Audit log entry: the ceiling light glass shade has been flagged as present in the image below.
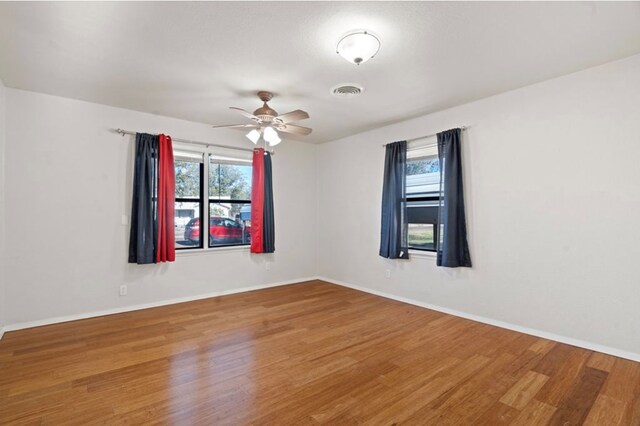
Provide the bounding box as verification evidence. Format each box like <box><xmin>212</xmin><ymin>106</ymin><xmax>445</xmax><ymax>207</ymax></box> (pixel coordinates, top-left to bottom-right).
<box><xmin>268</xmin><ymin>133</ymin><xmax>282</xmax><ymax>146</ymax></box>
<box><xmin>263</xmin><ymin>126</ymin><xmax>281</xmax><ymax>146</ymax></box>
<box><xmin>336</xmin><ymin>31</ymin><xmax>380</xmax><ymax>65</ymax></box>
<box><xmin>246</xmin><ymin>129</ymin><xmax>261</xmax><ymax>144</ymax></box>
<box><xmin>263</xmin><ymin>126</ymin><xmax>277</xmax><ymax>139</ymax></box>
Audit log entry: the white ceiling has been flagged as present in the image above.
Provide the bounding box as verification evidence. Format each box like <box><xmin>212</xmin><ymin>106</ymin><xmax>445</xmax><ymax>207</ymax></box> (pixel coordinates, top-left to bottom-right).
<box><xmin>1</xmin><ymin>2</ymin><xmax>639</xmax><ymax>144</ymax></box>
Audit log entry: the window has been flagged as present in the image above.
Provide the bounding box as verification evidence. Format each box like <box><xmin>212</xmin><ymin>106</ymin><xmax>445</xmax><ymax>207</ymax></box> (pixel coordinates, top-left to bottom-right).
<box><xmin>174</xmin><ymin>146</ymin><xmax>252</xmax><ymax>250</ymax></box>
<box><xmin>406</xmin><ymin>142</ymin><xmax>440</xmax><ymax>252</ymax></box>
<box><xmin>175</xmin><ymin>150</ymin><xmax>204</xmax><ymax>249</ymax></box>
<box><xmin>208</xmin><ymin>156</ymin><xmax>252</xmax><ymax>247</ymax></box>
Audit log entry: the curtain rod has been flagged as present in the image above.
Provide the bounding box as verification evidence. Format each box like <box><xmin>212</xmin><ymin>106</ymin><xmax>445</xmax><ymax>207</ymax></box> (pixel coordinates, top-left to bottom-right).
<box><xmin>381</xmin><ymin>126</ymin><xmax>468</xmax><ymax>147</ymax></box>
<box><xmin>113</xmin><ymin>128</ymin><xmax>274</xmax><ymax>154</ymax></box>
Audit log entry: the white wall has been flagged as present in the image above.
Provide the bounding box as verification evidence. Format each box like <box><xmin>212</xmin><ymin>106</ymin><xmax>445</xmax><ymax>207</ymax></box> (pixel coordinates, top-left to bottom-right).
<box><xmin>4</xmin><ymin>53</ymin><xmax>640</xmax><ymax>361</ymax></box>
<box><xmin>3</xmin><ymin>89</ymin><xmax>318</xmax><ymax>327</ymax></box>
<box><xmin>0</xmin><ymin>78</ymin><xmax>6</xmax><ymax>335</ymax></box>
<box><xmin>317</xmin><ymin>53</ymin><xmax>640</xmax><ymax>358</ymax></box>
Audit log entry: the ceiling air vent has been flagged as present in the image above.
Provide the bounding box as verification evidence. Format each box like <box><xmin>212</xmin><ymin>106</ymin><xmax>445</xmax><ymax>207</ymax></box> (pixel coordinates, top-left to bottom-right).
<box><xmin>331</xmin><ymin>84</ymin><xmax>364</xmax><ymax>97</ymax></box>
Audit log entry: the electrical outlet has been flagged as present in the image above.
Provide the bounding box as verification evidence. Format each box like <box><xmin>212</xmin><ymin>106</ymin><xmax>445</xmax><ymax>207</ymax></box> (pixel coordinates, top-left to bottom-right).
<box><xmin>265</xmin><ymin>262</ymin><xmax>271</xmax><ymax>271</ymax></box>
<box><xmin>385</xmin><ymin>269</ymin><xmax>391</xmax><ymax>278</ymax></box>
<box><xmin>119</xmin><ymin>285</ymin><xmax>128</xmax><ymax>296</ymax></box>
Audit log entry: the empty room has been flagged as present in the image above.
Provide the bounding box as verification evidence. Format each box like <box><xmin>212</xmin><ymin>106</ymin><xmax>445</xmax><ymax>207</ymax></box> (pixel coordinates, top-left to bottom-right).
<box><xmin>1</xmin><ymin>1</ymin><xmax>640</xmax><ymax>424</ymax></box>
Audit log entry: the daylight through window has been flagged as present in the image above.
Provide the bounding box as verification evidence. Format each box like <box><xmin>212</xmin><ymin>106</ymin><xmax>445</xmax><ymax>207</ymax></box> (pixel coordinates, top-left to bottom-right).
<box><xmin>406</xmin><ymin>141</ymin><xmax>440</xmax><ymax>252</ymax></box>
<box><xmin>174</xmin><ymin>147</ymin><xmax>253</xmax><ymax>250</ymax></box>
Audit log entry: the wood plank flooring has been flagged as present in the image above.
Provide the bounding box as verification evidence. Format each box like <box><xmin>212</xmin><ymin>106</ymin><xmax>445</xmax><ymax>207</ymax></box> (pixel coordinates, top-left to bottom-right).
<box><xmin>1</xmin><ymin>280</ymin><xmax>639</xmax><ymax>425</ymax></box>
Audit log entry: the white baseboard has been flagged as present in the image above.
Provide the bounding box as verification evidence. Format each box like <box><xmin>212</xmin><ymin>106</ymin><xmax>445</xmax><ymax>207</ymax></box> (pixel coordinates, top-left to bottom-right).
<box><xmin>0</xmin><ymin>325</ymin><xmax>4</xmax><ymax>341</ymax></box>
<box><xmin>318</xmin><ymin>276</ymin><xmax>640</xmax><ymax>363</ymax></box>
<box><xmin>4</xmin><ymin>277</ymin><xmax>318</xmax><ymax>333</ymax></box>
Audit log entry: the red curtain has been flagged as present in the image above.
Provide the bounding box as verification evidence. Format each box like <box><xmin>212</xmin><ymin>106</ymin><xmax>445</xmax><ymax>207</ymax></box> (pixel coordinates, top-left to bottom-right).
<box><xmin>156</xmin><ymin>134</ymin><xmax>175</xmax><ymax>262</ymax></box>
<box><xmin>251</xmin><ymin>148</ymin><xmax>265</xmax><ymax>253</ymax></box>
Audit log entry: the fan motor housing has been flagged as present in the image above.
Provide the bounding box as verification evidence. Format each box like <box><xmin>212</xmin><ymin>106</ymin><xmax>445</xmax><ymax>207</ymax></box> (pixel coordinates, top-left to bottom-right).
<box><xmin>254</xmin><ymin>91</ymin><xmax>277</xmax><ymax>120</ymax></box>
<box><xmin>254</xmin><ymin>104</ymin><xmax>278</xmax><ymax>120</ymax></box>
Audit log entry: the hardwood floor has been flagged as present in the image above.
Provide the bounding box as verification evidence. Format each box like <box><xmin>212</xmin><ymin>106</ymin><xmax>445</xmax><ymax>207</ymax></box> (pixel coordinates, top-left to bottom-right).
<box><xmin>1</xmin><ymin>280</ymin><xmax>639</xmax><ymax>425</ymax></box>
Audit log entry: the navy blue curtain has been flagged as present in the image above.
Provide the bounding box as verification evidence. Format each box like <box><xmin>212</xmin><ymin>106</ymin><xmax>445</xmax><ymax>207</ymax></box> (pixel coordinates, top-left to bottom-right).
<box><xmin>436</xmin><ymin>129</ymin><xmax>472</xmax><ymax>267</ymax></box>
<box><xmin>262</xmin><ymin>152</ymin><xmax>275</xmax><ymax>253</ymax></box>
<box><xmin>128</xmin><ymin>133</ymin><xmax>159</xmax><ymax>264</ymax></box>
<box><xmin>379</xmin><ymin>141</ymin><xmax>409</xmax><ymax>259</ymax></box>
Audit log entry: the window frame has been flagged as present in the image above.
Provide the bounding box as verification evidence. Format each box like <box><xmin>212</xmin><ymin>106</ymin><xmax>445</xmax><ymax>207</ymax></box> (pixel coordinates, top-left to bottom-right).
<box><xmin>175</xmin><ymin>161</ymin><xmax>205</xmax><ymax>250</ymax></box>
<box><xmin>173</xmin><ymin>144</ymin><xmax>252</xmax><ymax>252</ymax></box>
<box><xmin>406</xmin><ymin>141</ymin><xmax>440</xmax><ymax>253</ymax></box>
<box><xmin>207</xmin><ymin>156</ymin><xmax>252</xmax><ymax>249</ymax></box>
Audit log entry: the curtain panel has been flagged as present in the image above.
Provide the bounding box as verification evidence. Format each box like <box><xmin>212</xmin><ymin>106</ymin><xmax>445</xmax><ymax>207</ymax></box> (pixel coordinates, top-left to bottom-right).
<box><xmin>128</xmin><ymin>133</ymin><xmax>158</xmax><ymax>264</ymax></box>
<box><xmin>251</xmin><ymin>148</ymin><xmax>275</xmax><ymax>254</ymax></box>
<box><xmin>128</xmin><ymin>132</ymin><xmax>175</xmax><ymax>264</ymax></box>
<box><xmin>436</xmin><ymin>128</ymin><xmax>472</xmax><ymax>267</ymax></box>
<box><xmin>379</xmin><ymin>140</ymin><xmax>409</xmax><ymax>259</ymax></box>
<box><xmin>262</xmin><ymin>152</ymin><xmax>275</xmax><ymax>253</ymax></box>
<box><xmin>156</xmin><ymin>134</ymin><xmax>176</xmax><ymax>262</ymax></box>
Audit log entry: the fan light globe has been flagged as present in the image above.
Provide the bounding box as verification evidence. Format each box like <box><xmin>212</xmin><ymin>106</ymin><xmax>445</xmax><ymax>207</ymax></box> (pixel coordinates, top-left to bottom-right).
<box><xmin>263</xmin><ymin>126</ymin><xmax>281</xmax><ymax>146</ymax></box>
<box><xmin>247</xmin><ymin>126</ymin><xmax>282</xmax><ymax>146</ymax></box>
<box><xmin>336</xmin><ymin>31</ymin><xmax>380</xmax><ymax>65</ymax></box>
<box><xmin>246</xmin><ymin>129</ymin><xmax>261</xmax><ymax>144</ymax></box>
<box><xmin>269</xmin><ymin>134</ymin><xmax>282</xmax><ymax>146</ymax></box>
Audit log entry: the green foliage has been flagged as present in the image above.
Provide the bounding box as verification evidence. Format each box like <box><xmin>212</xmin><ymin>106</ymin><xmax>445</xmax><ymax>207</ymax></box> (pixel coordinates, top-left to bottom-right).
<box><xmin>408</xmin><ymin>230</ymin><xmax>434</xmax><ymax>245</ymax></box>
<box><xmin>210</xmin><ymin>204</ymin><xmax>226</xmax><ymax>217</ymax></box>
<box><xmin>175</xmin><ymin>161</ymin><xmax>251</xmax><ymax>220</ymax></box>
<box><xmin>175</xmin><ymin>161</ymin><xmax>200</xmax><ymax>198</ymax></box>
<box><xmin>209</xmin><ymin>164</ymin><xmax>251</xmax><ymax>200</ymax></box>
<box><xmin>209</xmin><ymin>163</ymin><xmax>251</xmax><ymax>219</ymax></box>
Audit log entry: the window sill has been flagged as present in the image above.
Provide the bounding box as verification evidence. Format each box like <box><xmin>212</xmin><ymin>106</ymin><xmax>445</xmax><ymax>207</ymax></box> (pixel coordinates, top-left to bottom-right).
<box><xmin>176</xmin><ymin>245</ymin><xmax>250</xmax><ymax>256</ymax></box>
<box><xmin>409</xmin><ymin>249</ymin><xmax>437</xmax><ymax>259</ymax></box>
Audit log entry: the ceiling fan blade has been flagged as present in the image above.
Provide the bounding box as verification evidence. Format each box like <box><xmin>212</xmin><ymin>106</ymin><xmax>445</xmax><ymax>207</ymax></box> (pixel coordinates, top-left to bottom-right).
<box><xmin>278</xmin><ymin>124</ymin><xmax>312</xmax><ymax>135</ymax></box>
<box><xmin>211</xmin><ymin>124</ymin><xmax>260</xmax><ymax>129</ymax></box>
<box><xmin>273</xmin><ymin>109</ymin><xmax>309</xmax><ymax>124</ymax></box>
<box><xmin>229</xmin><ymin>107</ymin><xmax>261</xmax><ymax>122</ymax></box>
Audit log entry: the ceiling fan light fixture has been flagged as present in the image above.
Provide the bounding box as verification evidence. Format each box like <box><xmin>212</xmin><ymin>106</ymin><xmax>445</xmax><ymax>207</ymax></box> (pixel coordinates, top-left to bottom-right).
<box><xmin>336</xmin><ymin>30</ymin><xmax>380</xmax><ymax>65</ymax></box>
<box><xmin>268</xmin><ymin>135</ymin><xmax>282</xmax><ymax>147</ymax></box>
<box><xmin>213</xmin><ymin>91</ymin><xmax>311</xmax><ymax>146</ymax></box>
<box><xmin>246</xmin><ymin>129</ymin><xmax>261</xmax><ymax>144</ymax></box>
<box><xmin>263</xmin><ymin>126</ymin><xmax>281</xmax><ymax>146</ymax></box>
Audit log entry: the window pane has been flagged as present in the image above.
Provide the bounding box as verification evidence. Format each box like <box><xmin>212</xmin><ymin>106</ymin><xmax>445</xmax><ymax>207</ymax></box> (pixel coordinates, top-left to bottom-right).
<box><xmin>209</xmin><ymin>202</ymin><xmax>251</xmax><ymax>246</ymax></box>
<box><xmin>407</xmin><ymin>157</ymin><xmax>439</xmax><ymax>175</ymax></box>
<box><xmin>175</xmin><ymin>160</ymin><xmax>201</xmax><ymax>199</ymax></box>
<box><xmin>175</xmin><ymin>201</ymin><xmax>201</xmax><ymax>248</ymax></box>
<box><xmin>408</xmin><ymin>223</ymin><xmax>435</xmax><ymax>250</ymax></box>
<box><xmin>407</xmin><ymin>155</ymin><xmax>440</xmax><ymax>197</ymax></box>
<box><xmin>209</xmin><ymin>157</ymin><xmax>252</xmax><ymax>200</ymax></box>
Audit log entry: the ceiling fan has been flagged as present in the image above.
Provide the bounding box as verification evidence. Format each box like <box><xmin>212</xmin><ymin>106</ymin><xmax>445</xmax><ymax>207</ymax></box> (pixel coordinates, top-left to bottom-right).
<box><xmin>212</xmin><ymin>91</ymin><xmax>312</xmax><ymax>147</ymax></box>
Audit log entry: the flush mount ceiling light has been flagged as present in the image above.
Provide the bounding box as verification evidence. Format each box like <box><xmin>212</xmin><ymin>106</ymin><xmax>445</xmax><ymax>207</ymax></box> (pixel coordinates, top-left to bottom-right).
<box><xmin>336</xmin><ymin>30</ymin><xmax>380</xmax><ymax>65</ymax></box>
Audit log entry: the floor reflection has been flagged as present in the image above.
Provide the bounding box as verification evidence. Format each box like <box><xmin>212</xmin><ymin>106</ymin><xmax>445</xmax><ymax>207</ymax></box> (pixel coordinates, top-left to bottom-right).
<box><xmin>168</xmin><ymin>330</ymin><xmax>255</xmax><ymax>423</ymax></box>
